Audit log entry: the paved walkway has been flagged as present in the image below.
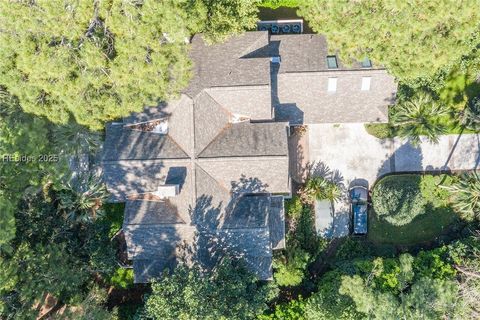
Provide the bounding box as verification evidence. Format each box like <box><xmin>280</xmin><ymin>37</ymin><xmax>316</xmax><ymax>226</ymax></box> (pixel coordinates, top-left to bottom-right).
<box><xmin>307</xmin><ymin>123</ymin><xmax>480</xmax><ymax>238</ymax></box>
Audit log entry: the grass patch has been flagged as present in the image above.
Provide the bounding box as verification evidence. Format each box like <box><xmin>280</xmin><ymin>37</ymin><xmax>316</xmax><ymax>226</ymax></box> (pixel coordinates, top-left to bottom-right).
<box><xmin>368</xmin><ymin>174</ymin><xmax>459</xmax><ymax>246</ymax></box>
<box><xmin>258</xmin><ymin>0</ymin><xmax>299</xmax><ymax>9</ymax></box>
<box><xmin>102</xmin><ymin>202</ymin><xmax>125</xmax><ymax>238</ymax></box>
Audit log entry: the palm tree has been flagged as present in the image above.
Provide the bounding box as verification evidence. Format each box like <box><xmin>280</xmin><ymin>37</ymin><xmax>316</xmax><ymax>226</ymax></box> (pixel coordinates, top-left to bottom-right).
<box><xmin>300</xmin><ymin>176</ymin><xmax>342</xmax><ymax>204</ymax></box>
<box><xmin>51</xmin><ymin>122</ymin><xmax>102</xmax><ymax>158</ymax></box>
<box><xmin>461</xmin><ymin>96</ymin><xmax>480</xmax><ymax>130</ymax></box>
<box><xmin>391</xmin><ymin>93</ymin><xmax>449</xmax><ymax>145</ymax></box>
<box><xmin>442</xmin><ymin>171</ymin><xmax>480</xmax><ymax>221</ymax></box>
<box><xmin>57</xmin><ymin>172</ymin><xmax>108</xmax><ymax>224</ymax></box>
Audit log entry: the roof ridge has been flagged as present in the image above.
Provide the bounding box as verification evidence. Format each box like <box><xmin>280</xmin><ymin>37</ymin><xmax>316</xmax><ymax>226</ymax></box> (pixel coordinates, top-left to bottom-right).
<box><xmin>165</xmin><ymin>134</ymin><xmax>190</xmax><ymax>159</ymax></box>
<box><xmin>194</xmin><ymin>90</ymin><xmax>233</xmax><ymax>157</ymax></box>
<box><xmin>196</xmin><ymin>122</ymin><xmax>233</xmax><ymax>158</ymax></box>
<box><xmin>202</xmin><ymin>90</ymin><xmax>233</xmax><ymax>118</ymax></box>
<box><xmin>239</xmin><ymin>31</ymin><xmax>268</xmax><ymax>58</ymax></box>
<box><xmin>194</xmin><ymin>163</ymin><xmax>230</xmax><ymax>195</ymax></box>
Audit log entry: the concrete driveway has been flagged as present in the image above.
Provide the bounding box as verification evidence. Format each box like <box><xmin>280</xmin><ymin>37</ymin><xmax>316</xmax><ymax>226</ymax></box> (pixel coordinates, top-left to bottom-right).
<box><xmin>308</xmin><ymin>123</ymin><xmax>480</xmax><ymax>238</ymax></box>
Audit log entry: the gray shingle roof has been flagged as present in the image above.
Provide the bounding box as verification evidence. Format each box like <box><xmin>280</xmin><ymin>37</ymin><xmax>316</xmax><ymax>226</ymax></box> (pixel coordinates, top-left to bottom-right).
<box><xmin>193</xmin><ymin>91</ymin><xmax>231</xmax><ymax>155</ymax></box>
<box><xmin>102</xmin><ymin>124</ymin><xmax>189</xmax><ymax>161</ymax></box>
<box><xmin>205</xmin><ymin>86</ymin><xmax>272</xmax><ymax>120</ymax></box>
<box><xmin>274</xmin><ymin>70</ymin><xmax>396</xmax><ymax>124</ymax></box>
<box><xmin>186</xmin><ymin>32</ymin><xmax>271</xmax><ymax>97</ymax></box>
<box><xmin>124</xmin><ymin>199</ymin><xmax>185</xmax><ymax>225</ymax></box>
<box><xmin>103</xmin><ymin>31</ymin><xmax>395</xmax><ymax>283</ymax></box>
<box><xmin>198</xmin><ymin>157</ymin><xmax>290</xmax><ymax>194</ymax></box>
<box><xmin>103</xmin><ymin>33</ymin><xmax>289</xmax><ymax>283</ymax></box>
<box><xmin>198</xmin><ymin>121</ymin><xmax>288</xmax><ymax>158</ymax></box>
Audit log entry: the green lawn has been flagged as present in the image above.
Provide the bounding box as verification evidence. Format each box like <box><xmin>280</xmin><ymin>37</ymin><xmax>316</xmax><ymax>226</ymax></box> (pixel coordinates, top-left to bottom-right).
<box><xmin>368</xmin><ymin>174</ymin><xmax>460</xmax><ymax>246</ymax></box>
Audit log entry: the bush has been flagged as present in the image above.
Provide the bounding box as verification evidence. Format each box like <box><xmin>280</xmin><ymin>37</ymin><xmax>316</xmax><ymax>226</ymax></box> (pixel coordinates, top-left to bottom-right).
<box><xmin>364</xmin><ymin>123</ymin><xmax>393</xmax><ymax>139</ymax></box>
<box><xmin>285</xmin><ymin>195</ymin><xmax>303</xmax><ymax>221</ymax></box>
<box><xmin>273</xmin><ymin>247</ymin><xmax>311</xmax><ymax>287</ymax></box>
<box><xmin>259</xmin><ymin>297</ymin><xmax>306</xmax><ymax>319</ymax></box>
<box><xmin>108</xmin><ymin>268</ymin><xmax>134</xmax><ymax>289</ymax></box>
<box><xmin>372</xmin><ymin>175</ymin><xmax>426</xmax><ymax>226</ymax></box>
<box><xmin>258</xmin><ymin>0</ymin><xmax>299</xmax><ymax>9</ymax></box>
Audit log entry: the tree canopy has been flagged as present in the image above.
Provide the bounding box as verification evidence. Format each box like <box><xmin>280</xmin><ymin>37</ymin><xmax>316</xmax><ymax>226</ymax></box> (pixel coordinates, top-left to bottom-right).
<box><xmin>142</xmin><ymin>259</ymin><xmax>275</xmax><ymax>320</ymax></box>
<box><xmin>298</xmin><ymin>0</ymin><xmax>480</xmax><ymax>80</ymax></box>
<box><xmin>0</xmin><ymin>0</ymin><xmax>259</xmax><ymax>129</ymax></box>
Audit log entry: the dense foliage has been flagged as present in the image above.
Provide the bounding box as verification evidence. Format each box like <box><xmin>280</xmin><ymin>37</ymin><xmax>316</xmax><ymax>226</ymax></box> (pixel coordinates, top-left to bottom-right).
<box><xmin>369</xmin><ymin>174</ymin><xmax>459</xmax><ymax>245</ymax></box>
<box><xmin>371</xmin><ymin>175</ymin><xmax>426</xmax><ymax>226</ymax></box>
<box><xmin>259</xmin><ymin>0</ymin><xmax>299</xmax><ymax>9</ymax></box>
<box><xmin>142</xmin><ymin>259</ymin><xmax>275</xmax><ymax>320</ymax></box>
<box><xmin>265</xmin><ymin>235</ymin><xmax>480</xmax><ymax>319</ymax></box>
<box><xmin>444</xmin><ymin>171</ymin><xmax>480</xmax><ymax>221</ymax></box>
<box><xmin>0</xmin><ymin>189</ymin><xmax>117</xmax><ymax>318</ymax></box>
<box><xmin>298</xmin><ymin>0</ymin><xmax>480</xmax><ymax>81</ymax></box>
<box><xmin>0</xmin><ymin>0</ymin><xmax>259</xmax><ymax>129</ymax></box>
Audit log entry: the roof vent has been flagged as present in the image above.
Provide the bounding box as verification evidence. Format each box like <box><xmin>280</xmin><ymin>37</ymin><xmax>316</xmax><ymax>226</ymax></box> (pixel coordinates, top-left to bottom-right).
<box><xmin>153</xmin><ymin>185</ymin><xmax>179</xmax><ymax>198</ymax></box>
<box><xmin>152</xmin><ymin>120</ymin><xmax>168</xmax><ymax>134</ymax></box>
<box><xmin>271</xmin><ymin>56</ymin><xmax>281</xmax><ymax>64</ymax></box>
<box><xmin>231</xmin><ymin>113</ymin><xmax>250</xmax><ymax>123</ymax></box>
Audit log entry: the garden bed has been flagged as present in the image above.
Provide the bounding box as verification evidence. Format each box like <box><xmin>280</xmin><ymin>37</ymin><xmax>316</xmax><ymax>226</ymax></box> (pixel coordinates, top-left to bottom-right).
<box><xmin>368</xmin><ymin>174</ymin><xmax>461</xmax><ymax>246</ymax></box>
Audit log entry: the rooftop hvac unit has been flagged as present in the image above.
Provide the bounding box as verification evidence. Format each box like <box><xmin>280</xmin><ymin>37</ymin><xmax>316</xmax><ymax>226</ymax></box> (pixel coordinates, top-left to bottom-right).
<box><xmin>257</xmin><ymin>19</ymin><xmax>304</xmax><ymax>34</ymax></box>
<box><xmin>292</xmin><ymin>24</ymin><xmax>301</xmax><ymax>33</ymax></box>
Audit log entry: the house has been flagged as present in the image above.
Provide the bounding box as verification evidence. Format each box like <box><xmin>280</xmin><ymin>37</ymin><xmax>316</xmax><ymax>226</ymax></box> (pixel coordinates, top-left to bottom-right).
<box><xmin>102</xmin><ymin>31</ymin><xmax>396</xmax><ymax>283</ymax></box>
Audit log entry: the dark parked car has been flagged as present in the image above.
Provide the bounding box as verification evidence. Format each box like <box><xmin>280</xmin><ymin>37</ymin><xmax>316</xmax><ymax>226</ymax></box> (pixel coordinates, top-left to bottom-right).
<box><xmin>350</xmin><ymin>184</ymin><xmax>368</xmax><ymax>235</ymax></box>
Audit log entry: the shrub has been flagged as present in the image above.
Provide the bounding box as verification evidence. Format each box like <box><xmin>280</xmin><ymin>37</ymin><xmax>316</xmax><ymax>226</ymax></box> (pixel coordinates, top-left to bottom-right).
<box><xmin>285</xmin><ymin>195</ymin><xmax>303</xmax><ymax>221</ymax></box>
<box><xmin>273</xmin><ymin>247</ymin><xmax>311</xmax><ymax>287</ymax></box>
<box><xmin>108</xmin><ymin>268</ymin><xmax>134</xmax><ymax>289</ymax></box>
<box><xmin>258</xmin><ymin>0</ymin><xmax>299</xmax><ymax>9</ymax></box>
<box><xmin>258</xmin><ymin>297</ymin><xmax>306</xmax><ymax>319</ymax></box>
<box><xmin>372</xmin><ymin>175</ymin><xmax>426</xmax><ymax>226</ymax></box>
<box><xmin>364</xmin><ymin>123</ymin><xmax>393</xmax><ymax>139</ymax></box>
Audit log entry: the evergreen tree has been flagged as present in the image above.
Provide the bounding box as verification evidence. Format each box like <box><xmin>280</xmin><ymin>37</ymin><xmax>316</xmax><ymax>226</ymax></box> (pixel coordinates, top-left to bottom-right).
<box><xmin>298</xmin><ymin>0</ymin><xmax>480</xmax><ymax>80</ymax></box>
<box><xmin>143</xmin><ymin>259</ymin><xmax>275</xmax><ymax>320</ymax></box>
<box><xmin>0</xmin><ymin>0</ymin><xmax>260</xmax><ymax>129</ymax></box>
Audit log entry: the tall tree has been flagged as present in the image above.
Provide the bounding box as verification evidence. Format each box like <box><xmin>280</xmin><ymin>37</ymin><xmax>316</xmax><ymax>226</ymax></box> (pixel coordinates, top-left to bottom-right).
<box><xmin>0</xmin><ymin>0</ymin><xmax>260</xmax><ymax>129</ymax></box>
<box><xmin>142</xmin><ymin>259</ymin><xmax>275</xmax><ymax>320</ymax></box>
<box><xmin>298</xmin><ymin>0</ymin><xmax>480</xmax><ymax>80</ymax></box>
<box><xmin>442</xmin><ymin>171</ymin><xmax>480</xmax><ymax>221</ymax></box>
<box><xmin>391</xmin><ymin>93</ymin><xmax>449</xmax><ymax>145</ymax></box>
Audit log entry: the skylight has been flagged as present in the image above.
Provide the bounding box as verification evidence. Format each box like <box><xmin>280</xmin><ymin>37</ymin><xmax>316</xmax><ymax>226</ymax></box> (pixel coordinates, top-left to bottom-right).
<box><xmin>326</xmin><ymin>55</ymin><xmax>338</xmax><ymax>69</ymax></box>
<box><xmin>361</xmin><ymin>57</ymin><xmax>372</xmax><ymax>68</ymax></box>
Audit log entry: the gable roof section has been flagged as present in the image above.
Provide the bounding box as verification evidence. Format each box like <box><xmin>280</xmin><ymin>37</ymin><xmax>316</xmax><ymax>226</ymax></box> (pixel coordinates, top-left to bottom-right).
<box><xmin>198</xmin><ymin>121</ymin><xmax>288</xmax><ymax>158</ymax></box>
<box><xmin>193</xmin><ymin>91</ymin><xmax>231</xmax><ymax>155</ymax></box>
<box><xmin>198</xmin><ymin>157</ymin><xmax>290</xmax><ymax>194</ymax></box>
<box><xmin>102</xmin><ymin>123</ymin><xmax>188</xmax><ymax>161</ymax></box>
<box><xmin>186</xmin><ymin>32</ymin><xmax>271</xmax><ymax>97</ymax></box>
<box><xmin>205</xmin><ymin>86</ymin><xmax>272</xmax><ymax>120</ymax></box>
<box><xmin>125</xmin><ymin>199</ymin><xmax>185</xmax><ymax>225</ymax></box>
<box><xmin>275</xmin><ymin>70</ymin><xmax>394</xmax><ymax>124</ymax></box>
